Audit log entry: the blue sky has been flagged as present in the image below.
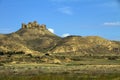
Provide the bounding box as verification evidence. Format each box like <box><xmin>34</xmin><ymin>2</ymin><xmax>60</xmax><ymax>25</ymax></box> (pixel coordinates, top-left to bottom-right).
<box><xmin>0</xmin><ymin>0</ymin><xmax>120</xmax><ymax>40</ymax></box>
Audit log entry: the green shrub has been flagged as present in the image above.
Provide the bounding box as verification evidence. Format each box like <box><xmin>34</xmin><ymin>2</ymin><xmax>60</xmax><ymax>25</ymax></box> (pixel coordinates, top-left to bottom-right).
<box><xmin>0</xmin><ymin>52</ymin><xmax>4</xmax><ymax>55</ymax></box>
<box><xmin>0</xmin><ymin>63</ymin><xmax>4</xmax><ymax>66</ymax></box>
<box><xmin>107</xmin><ymin>56</ymin><xmax>118</xmax><ymax>60</ymax></box>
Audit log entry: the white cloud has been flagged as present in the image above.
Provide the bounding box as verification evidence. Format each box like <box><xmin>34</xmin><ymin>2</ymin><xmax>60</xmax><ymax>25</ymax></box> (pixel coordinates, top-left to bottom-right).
<box><xmin>58</xmin><ymin>7</ymin><xmax>73</xmax><ymax>15</ymax></box>
<box><xmin>62</xmin><ymin>33</ymin><xmax>70</xmax><ymax>37</ymax></box>
<box><xmin>48</xmin><ymin>28</ymin><xmax>54</xmax><ymax>33</ymax></box>
<box><xmin>103</xmin><ymin>22</ymin><xmax>120</xmax><ymax>26</ymax></box>
<box><xmin>100</xmin><ymin>1</ymin><xmax>118</xmax><ymax>8</ymax></box>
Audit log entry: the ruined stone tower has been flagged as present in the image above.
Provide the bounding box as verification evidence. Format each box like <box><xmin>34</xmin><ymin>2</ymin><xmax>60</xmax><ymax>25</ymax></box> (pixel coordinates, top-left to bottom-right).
<box><xmin>22</xmin><ymin>21</ymin><xmax>46</xmax><ymax>29</ymax></box>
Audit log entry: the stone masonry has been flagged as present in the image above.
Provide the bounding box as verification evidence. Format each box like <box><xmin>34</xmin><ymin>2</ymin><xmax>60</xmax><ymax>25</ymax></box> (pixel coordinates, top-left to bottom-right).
<box><xmin>22</xmin><ymin>21</ymin><xmax>46</xmax><ymax>29</ymax></box>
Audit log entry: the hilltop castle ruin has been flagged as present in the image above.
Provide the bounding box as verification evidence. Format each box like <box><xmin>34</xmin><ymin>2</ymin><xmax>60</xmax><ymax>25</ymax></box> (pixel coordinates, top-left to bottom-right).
<box><xmin>22</xmin><ymin>21</ymin><xmax>46</xmax><ymax>29</ymax></box>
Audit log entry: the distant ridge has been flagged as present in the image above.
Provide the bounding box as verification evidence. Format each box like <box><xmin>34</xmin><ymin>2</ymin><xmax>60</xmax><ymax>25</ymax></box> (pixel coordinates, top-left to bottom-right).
<box><xmin>0</xmin><ymin>21</ymin><xmax>120</xmax><ymax>56</ymax></box>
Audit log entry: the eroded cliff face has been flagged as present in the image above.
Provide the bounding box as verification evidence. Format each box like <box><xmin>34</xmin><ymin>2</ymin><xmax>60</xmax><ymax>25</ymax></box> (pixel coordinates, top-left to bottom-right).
<box><xmin>0</xmin><ymin>21</ymin><xmax>120</xmax><ymax>55</ymax></box>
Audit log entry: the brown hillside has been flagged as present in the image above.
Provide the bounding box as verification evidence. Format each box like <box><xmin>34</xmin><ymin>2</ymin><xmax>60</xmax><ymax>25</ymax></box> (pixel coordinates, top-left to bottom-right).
<box><xmin>0</xmin><ymin>21</ymin><xmax>120</xmax><ymax>56</ymax></box>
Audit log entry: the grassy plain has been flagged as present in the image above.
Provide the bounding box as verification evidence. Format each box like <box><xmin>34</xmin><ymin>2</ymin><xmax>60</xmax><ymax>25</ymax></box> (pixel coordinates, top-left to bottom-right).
<box><xmin>0</xmin><ymin>54</ymin><xmax>120</xmax><ymax>79</ymax></box>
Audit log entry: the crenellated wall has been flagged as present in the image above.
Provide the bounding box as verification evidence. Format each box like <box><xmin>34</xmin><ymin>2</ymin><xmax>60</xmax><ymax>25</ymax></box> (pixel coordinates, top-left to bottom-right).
<box><xmin>22</xmin><ymin>21</ymin><xmax>46</xmax><ymax>29</ymax></box>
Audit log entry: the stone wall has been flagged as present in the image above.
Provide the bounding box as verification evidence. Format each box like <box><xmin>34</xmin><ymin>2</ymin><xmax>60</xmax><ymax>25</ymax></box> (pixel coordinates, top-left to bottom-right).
<box><xmin>22</xmin><ymin>21</ymin><xmax>46</xmax><ymax>29</ymax></box>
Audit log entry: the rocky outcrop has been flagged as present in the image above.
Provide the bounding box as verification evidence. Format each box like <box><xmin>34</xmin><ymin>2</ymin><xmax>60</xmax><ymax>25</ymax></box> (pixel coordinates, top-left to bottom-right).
<box><xmin>22</xmin><ymin>21</ymin><xmax>46</xmax><ymax>30</ymax></box>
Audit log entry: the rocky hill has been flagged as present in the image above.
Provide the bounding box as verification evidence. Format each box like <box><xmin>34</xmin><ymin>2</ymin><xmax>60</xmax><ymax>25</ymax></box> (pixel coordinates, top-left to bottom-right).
<box><xmin>0</xmin><ymin>21</ymin><xmax>61</xmax><ymax>54</ymax></box>
<box><xmin>0</xmin><ymin>21</ymin><xmax>120</xmax><ymax>56</ymax></box>
<box><xmin>49</xmin><ymin>36</ymin><xmax>120</xmax><ymax>56</ymax></box>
